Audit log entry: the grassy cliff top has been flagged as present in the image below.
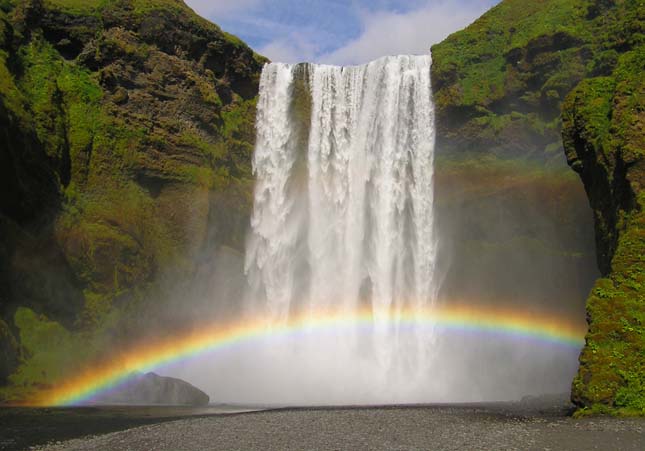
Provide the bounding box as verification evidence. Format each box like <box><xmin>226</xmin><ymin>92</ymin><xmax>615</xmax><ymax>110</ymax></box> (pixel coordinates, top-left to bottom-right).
<box><xmin>39</xmin><ymin>0</ymin><xmax>262</xmax><ymax>60</ymax></box>
<box><xmin>432</xmin><ymin>0</ymin><xmax>589</xmax><ymax>107</ymax></box>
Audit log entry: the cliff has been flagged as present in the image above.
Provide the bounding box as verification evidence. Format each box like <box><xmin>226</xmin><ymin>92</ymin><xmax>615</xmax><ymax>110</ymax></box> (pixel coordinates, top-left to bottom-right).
<box><xmin>0</xmin><ymin>0</ymin><xmax>264</xmax><ymax>400</ymax></box>
<box><xmin>563</xmin><ymin>14</ymin><xmax>644</xmax><ymax>413</ymax></box>
<box><xmin>432</xmin><ymin>0</ymin><xmax>644</xmax><ymax>413</ymax></box>
<box><xmin>1</xmin><ymin>0</ymin><xmax>642</xmax><ymax>413</ymax></box>
<box><xmin>431</xmin><ymin>0</ymin><xmax>600</xmax><ymax>354</ymax></box>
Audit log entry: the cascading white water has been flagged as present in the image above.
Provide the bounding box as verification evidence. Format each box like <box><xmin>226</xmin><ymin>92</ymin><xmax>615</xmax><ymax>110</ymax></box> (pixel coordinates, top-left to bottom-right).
<box><xmin>243</xmin><ymin>55</ymin><xmax>438</xmax><ymax>402</ymax></box>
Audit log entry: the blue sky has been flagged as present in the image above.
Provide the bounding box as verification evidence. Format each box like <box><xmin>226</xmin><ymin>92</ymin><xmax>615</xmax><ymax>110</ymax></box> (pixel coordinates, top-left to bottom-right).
<box><xmin>185</xmin><ymin>0</ymin><xmax>500</xmax><ymax>65</ymax></box>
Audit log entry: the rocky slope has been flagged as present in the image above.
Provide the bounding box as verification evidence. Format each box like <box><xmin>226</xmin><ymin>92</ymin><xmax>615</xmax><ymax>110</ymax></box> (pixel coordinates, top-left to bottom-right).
<box><xmin>0</xmin><ymin>0</ymin><xmax>264</xmax><ymax>400</ymax></box>
<box><xmin>432</xmin><ymin>0</ymin><xmax>644</xmax><ymax>413</ymax></box>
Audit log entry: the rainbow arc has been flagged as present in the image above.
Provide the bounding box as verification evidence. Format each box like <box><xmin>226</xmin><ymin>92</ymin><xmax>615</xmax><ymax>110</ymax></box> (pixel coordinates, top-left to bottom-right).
<box><xmin>29</xmin><ymin>304</ymin><xmax>586</xmax><ymax>407</ymax></box>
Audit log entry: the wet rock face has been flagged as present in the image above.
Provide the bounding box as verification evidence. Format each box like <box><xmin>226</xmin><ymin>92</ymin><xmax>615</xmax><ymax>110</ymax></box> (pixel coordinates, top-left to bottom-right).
<box><xmin>94</xmin><ymin>372</ymin><xmax>210</xmax><ymax>406</ymax></box>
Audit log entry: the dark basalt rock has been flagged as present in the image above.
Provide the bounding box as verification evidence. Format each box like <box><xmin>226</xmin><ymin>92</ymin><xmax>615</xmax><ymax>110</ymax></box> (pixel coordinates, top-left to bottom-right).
<box><xmin>94</xmin><ymin>372</ymin><xmax>210</xmax><ymax>406</ymax></box>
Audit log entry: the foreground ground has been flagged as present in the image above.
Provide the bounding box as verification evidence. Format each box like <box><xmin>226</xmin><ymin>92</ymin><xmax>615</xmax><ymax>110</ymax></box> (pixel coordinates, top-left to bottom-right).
<box><xmin>0</xmin><ymin>405</ymin><xmax>256</xmax><ymax>451</ymax></box>
<box><xmin>6</xmin><ymin>401</ymin><xmax>643</xmax><ymax>451</ymax></box>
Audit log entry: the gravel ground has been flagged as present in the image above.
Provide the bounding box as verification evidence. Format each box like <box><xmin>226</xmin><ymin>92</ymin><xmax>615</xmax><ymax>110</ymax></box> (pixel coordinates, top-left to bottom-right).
<box><xmin>0</xmin><ymin>405</ymin><xmax>257</xmax><ymax>451</ymax></box>
<box><xmin>32</xmin><ymin>405</ymin><xmax>645</xmax><ymax>451</ymax></box>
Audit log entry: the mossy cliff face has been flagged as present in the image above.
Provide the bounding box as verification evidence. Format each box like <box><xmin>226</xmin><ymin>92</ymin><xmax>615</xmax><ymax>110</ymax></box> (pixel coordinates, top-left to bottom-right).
<box><xmin>0</xmin><ymin>0</ymin><xmax>264</xmax><ymax>398</ymax></box>
<box><xmin>563</xmin><ymin>29</ymin><xmax>644</xmax><ymax>413</ymax></box>
<box><xmin>434</xmin><ymin>158</ymin><xmax>598</xmax><ymax>320</ymax></box>
<box><xmin>430</xmin><ymin>0</ymin><xmax>601</xmax><ymax>347</ymax></box>
<box><xmin>433</xmin><ymin>0</ymin><xmax>644</xmax><ymax>412</ymax></box>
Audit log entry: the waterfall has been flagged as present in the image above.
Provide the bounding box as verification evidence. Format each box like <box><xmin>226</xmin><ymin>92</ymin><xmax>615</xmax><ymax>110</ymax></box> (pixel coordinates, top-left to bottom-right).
<box><xmin>170</xmin><ymin>55</ymin><xmax>583</xmax><ymax>405</ymax></box>
<box><xmin>242</xmin><ymin>55</ymin><xmax>438</xmax><ymax>402</ymax></box>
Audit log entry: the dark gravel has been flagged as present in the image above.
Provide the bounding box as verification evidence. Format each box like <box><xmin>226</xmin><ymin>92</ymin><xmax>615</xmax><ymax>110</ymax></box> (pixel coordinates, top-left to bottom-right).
<box><xmin>0</xmin><ymin>405</ymin><xmax>255</xmax><ymax>451</ymax></box>
<box><xmin>28</xmin><ymin>404</ymin><xmax>645</xmax><ymax>451</ymax></box>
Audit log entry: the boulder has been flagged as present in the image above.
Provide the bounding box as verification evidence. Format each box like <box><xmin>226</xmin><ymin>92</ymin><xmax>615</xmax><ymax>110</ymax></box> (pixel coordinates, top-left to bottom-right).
<box><xmin>94</xmin><ymin>372</ymin><xmax>210</xmax><ymax>406</ymax></box>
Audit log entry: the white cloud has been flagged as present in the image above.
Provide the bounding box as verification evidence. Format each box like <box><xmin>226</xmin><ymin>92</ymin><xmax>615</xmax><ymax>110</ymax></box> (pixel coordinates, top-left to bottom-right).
<box><xmin>258</xmin><ymin>40</ymin><xmax>306</xmax><ymax>64</ymax></box>
<box><xmin>257</xmin><ymin>32</ymin><xmax>320</xmax><ymax>64</ymax></box>
<box><xmin>320</xmin><ymin>1</ymin><xmax>491</xmax><ymax>66</ymax></box>
<box><xmin>185</xmin><ymin>0</ymin><xmax>497</xmax><ymax>66</ymax></box>
<box><xmin>185</xmin><ymin>0</ymin><xmax>262</xmax><ymax>19</ymax></box>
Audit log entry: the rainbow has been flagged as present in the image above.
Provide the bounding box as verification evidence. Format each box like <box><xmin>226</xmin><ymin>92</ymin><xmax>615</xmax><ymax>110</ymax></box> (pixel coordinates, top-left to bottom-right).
<box><xmin>28</xmin><ymin>304</ymin><xmax>587</xmax><ymax>407</ymax></box>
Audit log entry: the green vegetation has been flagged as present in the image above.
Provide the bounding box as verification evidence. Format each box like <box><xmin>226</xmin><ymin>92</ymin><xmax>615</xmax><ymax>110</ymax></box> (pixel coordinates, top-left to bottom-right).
<box><xmin>433</xmin><ymin>0</ymin><xmax>588</xmax><ymax>106</ymax></box>
<box><xmin>2</xmin><ymin>308</ymin><xmax>79</xmax><ymax>401</ymax></box>
<box><xmin>45</xmin><ymin>0</ymin><xmax>218</xmax><ymax>35</ymax></box>
<box><xmin>563</xmin><ymin>42</ymin><xmax>645</xmax><ymax>414</ymax></box>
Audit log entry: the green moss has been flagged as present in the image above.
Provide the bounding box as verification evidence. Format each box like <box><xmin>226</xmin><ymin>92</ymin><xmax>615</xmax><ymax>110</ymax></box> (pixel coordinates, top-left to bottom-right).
<box><xmin>0</xmin><ymin>0</ymin><xmax>13</xmax><ymax>13</ymax></box>
<box><xmin>17</xmin><ymin>37</ymin><xmax>110</xmax><ymax>185</ymax></box>
<box><xmin>217</xmin><ymin>97</ymin><xmax>258</xmax><ymax>179</ymax></box>
<box><xmin>1</xmin><ymin>305</ymin><xmax>130</xmax><ymax>401</ymax></box>
<box><xmin>4</xmin><ymin>308</ymin><xmax>80</xmax><ymax>400</ymax></box>
<box><xmin>563</xmin><ymin>76</ymin><xmax>616</xmax><ymax>157</ymax></box>
<box><xmin>432</xmin><ymin>0</ymin><xmax>588</xmax><ymax>107</ymax></box>
<box><xmin>57</xmin><ymin>181</ymin><xmax>177</xmax><ymax>287</ymax></box>
<box><xmin>45</xmin><ymin>0</ymin><xmax>192</xmax><ymax>17</ymax></box>
<box><xmin>42</xmin><ymin>0</ymin><xmax>259</xmax><ymax>55</ymax></box>
<box><xmin>563</xmin><ymin>20</ymin><xmax>645</xmax><ymax>413</ymax></box>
